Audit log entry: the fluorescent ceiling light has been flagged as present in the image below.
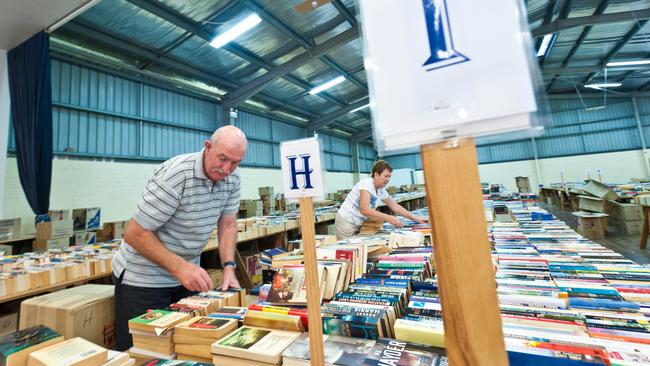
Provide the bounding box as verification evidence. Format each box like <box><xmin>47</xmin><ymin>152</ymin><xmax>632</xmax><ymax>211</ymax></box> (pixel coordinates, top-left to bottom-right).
<box><xmin>536</xmin><ymin>34</ymin><xmax>554</xmax><ymax>57</ymax></box>
<box><xmin>348</xmin><ymin>103</ymin><xmax>370</xmax><ymax>114</ymax></box>
<box><xmin>585</xmin><ymin>83</ymin><xmax>622</xmax><ymax>89</ymax></box>
<box><xmin>606</xmin><ymin>60</ymin><xmax>650</xmax><ymax>67</ymax></box>
<box><xmin>210</xmin><ymin>14</ymin><xmax>262</xmax><ymax>49</ymax></box>
<box><xmin>309</xmin><ymin>76</ymin><xmax>346</xmax><ymax>95</ymax></box>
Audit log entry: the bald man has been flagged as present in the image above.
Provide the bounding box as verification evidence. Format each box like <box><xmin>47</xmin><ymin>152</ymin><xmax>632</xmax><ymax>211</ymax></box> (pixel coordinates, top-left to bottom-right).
<box><xmin>111</xmin><ymin>125</ymin><xmax>248</xmax><ymax>350</ymax></box>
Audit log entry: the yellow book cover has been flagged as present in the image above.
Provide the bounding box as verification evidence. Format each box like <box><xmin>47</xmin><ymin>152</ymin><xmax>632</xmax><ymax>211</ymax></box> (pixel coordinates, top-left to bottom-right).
<box><xmin>27</xmin><ymin>337</ymin><xmax>107</xmax><ymax>366</ymax></box>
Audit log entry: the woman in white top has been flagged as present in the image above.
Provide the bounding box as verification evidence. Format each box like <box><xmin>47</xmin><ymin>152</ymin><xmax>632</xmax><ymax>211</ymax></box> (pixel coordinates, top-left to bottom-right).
<box><xmin>335</xmin><ymin>160</ymin><xmax>427</xmax><ymax>240</ymax></box>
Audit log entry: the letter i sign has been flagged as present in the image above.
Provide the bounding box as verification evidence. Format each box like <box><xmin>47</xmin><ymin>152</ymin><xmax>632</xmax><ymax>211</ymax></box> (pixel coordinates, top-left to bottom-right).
<box><xmin>280</xmin><ymin>137</ymin><xmax>325</xmax><ymax>200</ymax></box>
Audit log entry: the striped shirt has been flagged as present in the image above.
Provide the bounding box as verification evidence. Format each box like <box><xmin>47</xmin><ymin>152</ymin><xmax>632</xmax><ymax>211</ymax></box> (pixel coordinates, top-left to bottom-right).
<box><xmin>112</xmin><ymin>150</ymin><xmax>240</xmax><ymax>287</ymax></box>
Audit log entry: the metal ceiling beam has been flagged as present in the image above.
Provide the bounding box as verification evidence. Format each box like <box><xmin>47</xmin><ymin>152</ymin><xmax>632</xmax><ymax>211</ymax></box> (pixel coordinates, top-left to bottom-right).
<box><xmin>532</xmin><ymin>8</ymin><xmax>650</xmax><ymax>37</ymax></box>
<box><xmin>332</xmin><ymin>0</ymin><xmax>357</xmax><ymax>26</ymax></box>
<box><xmin>237</xmin><ymin>0</ymin><xmax>366</xmax><ymax>94</ymax></box>
<box><xmin>307</xmin><ymin>98</ymin><xmax>369</xmax><ymax>131</ymax></box>
<box><xmin>62</xmin><ymin>21</ymin><xmax>317</xmax><ymax>120</ymax></box>
<box><xmin>235</xmin><ymin>0</ymin><xmax>370</xmax><ymax>126</ymax></box>
<box><xmin>585</xmin><ymin>19</ymin><xmax>650</xmax><ymax>84</ymax></box>
<box><xmin>352</xmin><ymin>129</ymin><xmax>373</xmax><ymax>143</ymax></box>
<box><xmin>542</xmin><ymin>0</ymin><xmax>572</xmax><ymax>92</ymax></box>
<box><xmin>125</xmin><ymin>0</ymin><xmax>336</xmax><ymax>112</ymax></box>
<box><xmin>559</xmin><ymin>0</ymin><xmax>609</xmax><ymax>67</ymax></box>
<box><xmin>222</xmin><ymin>27</ymin><xmax>358</xmax><ymax>107</ymax></box>
<box><xmin>140</xmin><ymin>1</ymin><xmax>239</xmax><ymax>71</ymax></box>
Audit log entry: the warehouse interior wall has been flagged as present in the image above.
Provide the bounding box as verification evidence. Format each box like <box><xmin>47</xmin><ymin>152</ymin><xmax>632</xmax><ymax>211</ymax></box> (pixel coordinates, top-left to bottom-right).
<box><xmin>2</xmin><ymin>157</ymin><xmax>356</xmax><ymax>235</ymax></box>
<box><xmin>413</xmin><ymin>149</ymin><xmax>647</xmax><ymax>194</ymax></box>
<box><xmin>0</xmin><ymin>49</ymin><xmax>9</xmax><ymax>218</ymax></box>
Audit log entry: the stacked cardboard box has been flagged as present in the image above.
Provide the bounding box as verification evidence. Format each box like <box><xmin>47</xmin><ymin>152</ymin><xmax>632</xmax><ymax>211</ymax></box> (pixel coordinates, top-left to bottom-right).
<box><xmin>0</xmin><ymin>218</ymin><xmax>20</xmax><ymax>241</ymax></box>
<box><xmin>609</xmin><ymin>201</ymin><xmax>644</xmax><ymax>235</ymax></box>
<box><xmin>96</xmin><ymin>220</ymin><xmax>129</xmax><ymax>242</ymax></box>
<box><xmin>239</xmin><ymin>200</ymin><xmax>263</xmax><ymax>218</ymax></box>
<box><xmin>19</xmin><ymin>284</ymin><xmax>116</xmax><ymax>349</ymax></box>
<box><xmin>34</xmin><ymin>211</ymin><xmax>73</xmax><ymax>252</ymax></box>
<box><xmin>572</xmin><ymin>211</ymin><xmax>609</xmax><ymax>238</ymax></box>
<box><xmin>72</xmin><ymin>207</ymin><xmax>101</xmax><ymax>245</ymax></box>
<box><xmin>275</xmin><ymin>193</ymin><xmax>286</xmax><ymax>212</ymax></box>
<box><xmin>259</xmin><ymin>186</ymin><xmax>276</xmax><ymax>215</ymax></box>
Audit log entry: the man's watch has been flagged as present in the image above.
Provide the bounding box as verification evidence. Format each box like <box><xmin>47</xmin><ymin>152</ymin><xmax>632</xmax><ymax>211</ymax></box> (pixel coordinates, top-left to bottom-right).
<box><xmin>222</xmin><ymin>261</ymin><xmax>237</xmax><ymax>269</ymax></box>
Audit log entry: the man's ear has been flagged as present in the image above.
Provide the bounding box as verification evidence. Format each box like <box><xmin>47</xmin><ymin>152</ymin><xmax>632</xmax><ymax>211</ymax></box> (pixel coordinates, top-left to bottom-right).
<box><xmin>204</xmin><ymin>140</ymin><xmax>211</xmax><ymax>150</ymax></box>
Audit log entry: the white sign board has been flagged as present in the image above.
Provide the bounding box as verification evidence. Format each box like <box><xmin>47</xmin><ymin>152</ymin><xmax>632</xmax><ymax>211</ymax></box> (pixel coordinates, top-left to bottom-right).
<box><xmin>280</xmin><ymin>137</ymin><xmax>325</xmax><ymax>200</ymax></box>
<box><xmin>358</xmin><ymin>0</ymin><xmax>539</xmax><ymax>154</ymax></box>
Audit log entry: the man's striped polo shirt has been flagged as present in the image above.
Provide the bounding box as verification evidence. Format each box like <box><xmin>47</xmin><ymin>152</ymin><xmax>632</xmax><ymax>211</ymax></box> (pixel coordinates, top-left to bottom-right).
<box><xmin>112</xmin><ymin>150</ymin><xmax>240</xmax><ymax>287</ymax></box>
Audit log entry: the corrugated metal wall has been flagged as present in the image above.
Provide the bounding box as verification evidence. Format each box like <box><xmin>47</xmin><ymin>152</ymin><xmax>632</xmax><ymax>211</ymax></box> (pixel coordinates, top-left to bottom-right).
<box><xmin>7</xmin><ymin>58</ymin><xmax>372</xmax><ymax>173</ymax></box>
<box><xmin>387</xmin><ymin>97</ymin><xmax>649</xmax><ymax>169</ymax></box>
<box><xmin>358</xmin><ymin>144</ymin><xmax>377</xmax><ymax>173</ymax></box>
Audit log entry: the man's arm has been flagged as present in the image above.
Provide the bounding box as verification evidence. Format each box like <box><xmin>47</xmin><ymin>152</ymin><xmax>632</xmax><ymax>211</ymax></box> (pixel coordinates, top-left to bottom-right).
<box><xmin>217</xmin><ymin>213</ymin><xmax>241</xmax><ymax>290</ymax></box>
<box><xmin>123</xmin><ymin>219</ymin><xmax>213</xmax><ymax>291</ymax></box>
<box><xmin>383</xmin><ymin>197</ymin><xmax>427</xmax><ymax>223</ymax></box>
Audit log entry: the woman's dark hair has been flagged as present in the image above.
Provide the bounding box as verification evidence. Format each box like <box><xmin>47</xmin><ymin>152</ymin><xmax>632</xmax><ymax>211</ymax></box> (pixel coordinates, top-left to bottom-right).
<box><xmin>371</xmin><ymin>160</ymin><xmax>393</xmax><ymax>178</ymax></box>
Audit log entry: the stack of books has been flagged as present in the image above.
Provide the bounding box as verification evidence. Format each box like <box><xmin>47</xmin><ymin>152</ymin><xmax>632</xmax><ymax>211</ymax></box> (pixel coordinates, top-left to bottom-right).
<box><xmin>127</xmin><ymin>309</ymin><xmax>191</xmax><ymax>360</ymax></box>
<box><xmin>173</xmin><ymin>316</ymin><xmax>238</xmax><ymax>363</ymax></box>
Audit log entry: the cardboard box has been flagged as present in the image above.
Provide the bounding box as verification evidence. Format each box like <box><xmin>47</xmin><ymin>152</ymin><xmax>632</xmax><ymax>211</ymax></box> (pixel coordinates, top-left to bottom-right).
<box><xmin>19</xmin><ymin>284</ymin><xmax>115</xmax><ymax>348</ymax></box>
<box><xmin>515</xmin><ymin>176</ymin><xmax>531</xmax><ymax>193</ymax></box>
<box><xmin>36</xmin><ymin>220</ymin><xmax>74</xmax><ymax>240</ymax></box>
<box><xmin>611</xmin><ymin>218</ymin><xmax>644</xmax><ymax>235</ymax></box>
<box><xmin>97</xmin><ymin>221</ymin><xmax>129</xmax><ymax>242</ymax></box>
<box><xmin>0</xmin><ymin>218</ymin><xmax>20</xmax><ymax>241</ymax></box>
<box><xmin>609</xmin><ymin>201</ymin><xmax>644</xmax><ymax>221</ymax></box>
<box><xmin>258</xmin><ymin>186</ymin><xmax>274</xmax><ymax>196</ymax></box>
<box><xmin>48</xmin><ymin>209</ymin><xmax>71</xmax><ymax>221</ymax></box>
<box><xmin>583</xmin><ymin>180</ymin><xmax>618</xmax><ymax>201</ymax></box>
<box><xmin>207</xmin><ymin>269</ymin><xmax>224</xmax><ymax>286</ymax></box>
<box><xmin>573</xmin><ymin>212</ymin><xmax>608</xmax><ymax>238</ymax></box>
<box><xmin>72</xmin><ymin>207</ymin><xmax>101</xmax><ymax>231</ymax></box>
<box><xmin>20</xmin><ymin>285</ymin><xmax>115</xmax><ymax>348</ymax></box>
<box><xmin>33</xmin><ymin>237</ymin><xmax>70</xmax><ymax>252</ymax></box>
<box><xmin>0</xmin><ymin>244</ymin><xmax>14</xmax><ymax>255</ymax></box>
<box><xmin>578</xmin><ymin>196</ymin><xmax>607</xmax><ymax>213</ymax></box>
<box><xmin>73</xmin><ymin>231</ymin><xmax>97</xmax><ymax>246</ymax></box>
<box><xmin>0</xmin><ymin>312</ymin><xmax>18</xmax><ymax>336</ymax></box>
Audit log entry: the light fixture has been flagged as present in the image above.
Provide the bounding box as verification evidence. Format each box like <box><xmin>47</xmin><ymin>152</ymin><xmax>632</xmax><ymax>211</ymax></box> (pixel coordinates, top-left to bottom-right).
<box><xmin>536</xmin><ymin>34</ymin><xmax>555</xmax><ymax>57</ymax></box>
<box><xmin>210</xmin><ymin>14</ymin><xmax>262</xmax><ymax>49</ymax></box>
<box><xmin>606</xmin><ymin>60</ymin><xmax>650</xmax><ymax>67</ymax></box>
<box><xmin>348</xmin><ymin>103</ymin><xmax>370</xmax><ymax>114</ymax></box>
<box><xmin>585</xmin><ymin>83</ymin><xmax>622</xmax><ymax>89</ymax></box>
<box><xmin>309</xmin><ymin>76</ymin><xmax>346</xmax><ymax>95</ymax></box>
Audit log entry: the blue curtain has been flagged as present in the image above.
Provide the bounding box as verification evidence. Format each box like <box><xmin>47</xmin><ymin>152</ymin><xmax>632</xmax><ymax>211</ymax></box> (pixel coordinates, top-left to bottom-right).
<box><xmin>8</xmin><ymin>32</ymin><xmax>53</xmax><ymax>221</ymax></box>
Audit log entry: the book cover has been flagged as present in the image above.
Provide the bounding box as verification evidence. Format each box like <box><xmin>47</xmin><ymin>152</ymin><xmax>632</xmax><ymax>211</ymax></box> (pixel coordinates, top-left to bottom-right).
<box><xmin>282</xmin><ymin>333</ymin><xmax>376</xmax><ymax>366</ymax></box>
<box><xmin>0</xmin><ymin>325</ymin><xmax>63</xmax><ymax>366</ymax></box>
<box><xmin>362</xmin><ymin>338</ymin><xmax>447</xmax><ymax>366</ymax></box>
<box><xmin>211</xmin><ymin>326</ymin><xmax>301</xmax><ymax>364</ymax></box>
<box><xmin>28</xmin><ymin>337</ymin><xmax>107</xmax><ymax>366</ymax></box>
<box><xmin>128</xmin><ymin>310</ymin><xmax>191</xmax><ymax>333</ymax></box>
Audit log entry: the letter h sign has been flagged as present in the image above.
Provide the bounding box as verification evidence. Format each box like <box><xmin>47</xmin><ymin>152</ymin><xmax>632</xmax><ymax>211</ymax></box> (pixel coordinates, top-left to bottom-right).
<box><xmin>287</xmin><ymin>154</ymin><xmax>314</xmax><ymax>190</ymax></box>
<box><xmin>280</xmin><ymin>137</ymin><xmax>325</xmax><ymax>200</ymax></box>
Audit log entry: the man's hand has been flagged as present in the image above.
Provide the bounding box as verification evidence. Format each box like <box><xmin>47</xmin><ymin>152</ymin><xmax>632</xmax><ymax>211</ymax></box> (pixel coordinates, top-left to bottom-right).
<box><xmin>388</xmin><ymin>216</ymin><xmax>404</xmax><ymax>228</ymax></box>
<box><xmin>221</xmin><ymin>266</ymin><xmax>241</xmax><ymax>291</ymax></box>
<box><xmin>173</xmin><ymin>262</ymin><xmax>213</xmax><ymax>292</ymax></box>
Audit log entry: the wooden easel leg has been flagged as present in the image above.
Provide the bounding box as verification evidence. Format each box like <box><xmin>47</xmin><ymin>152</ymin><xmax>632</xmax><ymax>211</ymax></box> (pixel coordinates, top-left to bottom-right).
<box><xmin>421</xmin><ymin>138</ymin><xmax>508</xmax><ymax>366</ymax></box>
<box><xmin>298</xmin><ymin>196</ymin><xmax>325</xmax><ymax>366</ymax></box>
<box><xmin>640</xmin><ymin>207</ymin><xmax>650</xmax><ymax>250</ymax></box>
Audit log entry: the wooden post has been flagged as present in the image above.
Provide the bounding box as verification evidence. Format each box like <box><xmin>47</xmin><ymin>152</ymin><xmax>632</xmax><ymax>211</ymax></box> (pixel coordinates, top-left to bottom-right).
<box><xmin>298</xmin><ymin>196</ymin><xmax>325</xmax><ymax>366</ymax></box>
<box><xmin>420</xmin><ymin>138</ymin><xmax>508</xmax><ymax>366</ymax></box>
